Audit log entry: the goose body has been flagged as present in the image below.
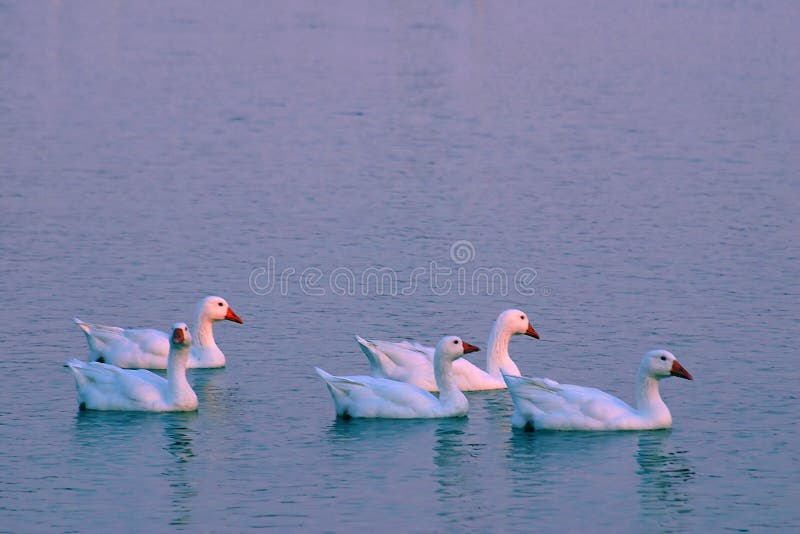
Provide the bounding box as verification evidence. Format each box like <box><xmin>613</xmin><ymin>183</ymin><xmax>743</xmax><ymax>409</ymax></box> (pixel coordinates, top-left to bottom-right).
<box><xmin>66</xmin><ymin>323</ymin><xmax>199</xmax><ymax>412</ymax></box>
<box><xmin>356</xmin><ymin>309</ymin><xmax>538</xmax><ymax>391</ymax></box>
<box><xmin>316</xmin><ymin>336</ymin><xmax>480</xmax><ymax>419</ymax></box>
<box><xmin>74</xmin><ymin>296</ymin><xmax>243</xmax><ymax>369</ymax></box>
<box><xmin>502</xmin><ymin>349</ymin><xmax>693</xmax><ymax>431</ymax></box>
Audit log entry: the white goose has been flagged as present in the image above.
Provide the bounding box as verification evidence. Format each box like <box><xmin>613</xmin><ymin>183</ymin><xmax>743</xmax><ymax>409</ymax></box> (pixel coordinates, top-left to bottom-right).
<box><xmin>74</xmin><ymin>295</ymin><xmax>243</xmax><ymax>369</ymax></box>
<box><xmin>66</xmin><ymin>323</ymin><xmax>199</xmax><ymax>412</ymax></box>
<box><xmin>316</xmin><ymin>336</ymin><xmax>480</xmax><ymax>419</ymax></box>
<box><xmin>355</xmin><ymin>309</ymin><xmax>539</xmax><ymax>391</ymax></box>
<box><xmin>502</xmin><ymin>349</ymin><xmax>694</xmax><ymax>431</ymax></box>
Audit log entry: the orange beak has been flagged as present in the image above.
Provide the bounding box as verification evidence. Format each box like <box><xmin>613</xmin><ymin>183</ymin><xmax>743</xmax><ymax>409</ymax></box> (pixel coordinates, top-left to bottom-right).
<box><xmin>461</xmin><ymin>341</ymin><xmax>481</xmax><ymax>354</ymax></box>
<box><xmin>525</xmin><ymin>322</ymin><xmax>540</xmax><ymax>339</ymax></box>
<box><xmin>172</xmin><ymin>328</ymin><xmax>185</xmax><ymax>344</ymax></box>
<box><xmin>670</xmin><ymin>359</ymin><xmax>693</xmax><ymax>380</ymax></box>
<box><xmin>225</xmin><ymin>307</ymin><xmax>244</xmax><ymax>324</ymax></box>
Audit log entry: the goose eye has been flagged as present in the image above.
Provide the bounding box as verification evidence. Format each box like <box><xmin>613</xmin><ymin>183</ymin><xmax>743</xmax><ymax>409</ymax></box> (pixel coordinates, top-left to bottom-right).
<box><xmin>218</xmin><ymin>302</ymin><xmax>224</xmax><ymax>307</ymax></box>
<box><xmin>660</xmin><ymin>356</ymin><xmax>667</xmax><ymax>361</ymax></box>
<box><xmin>453</xmin><ymin>340</ymin><xmax>459</xmax><ymax>344</ymax></box>
<box><xmin>520</xmin><ymin>315</ymin><xmax>525</xmax><ymax>320</ymax></box>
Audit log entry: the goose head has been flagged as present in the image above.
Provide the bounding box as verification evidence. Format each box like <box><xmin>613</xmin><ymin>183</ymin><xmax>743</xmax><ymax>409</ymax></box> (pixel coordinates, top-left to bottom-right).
<box><xmin>640</xmin><ymin>349</ymin><xmax>693</xmax><ymax>380</ymax></box>
<box><xmin>436</xmin><ymin>336</ymin><xmax>481</xmax><ymax>362</ymax></box>
<box><xmin>171</xmin><ymin>323</ymin><xmax>193</xmax><ymax>348</ymax></box>
<box><xmin>197</xmin><ymin>296</ymin><xmax>244</xmax><ymax>324</ymax></box>
<box><xmin>496</xmin><ymin>309</ymin><xmax>540</xmax><ymax>339</ymax></box>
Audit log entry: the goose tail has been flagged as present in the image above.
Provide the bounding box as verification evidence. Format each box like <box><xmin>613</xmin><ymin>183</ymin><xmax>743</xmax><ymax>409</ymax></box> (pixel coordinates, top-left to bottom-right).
<box><xmin>354</xmin><ymin>335</ymin><xmax>395</xmax><ymax>378</ymax></box>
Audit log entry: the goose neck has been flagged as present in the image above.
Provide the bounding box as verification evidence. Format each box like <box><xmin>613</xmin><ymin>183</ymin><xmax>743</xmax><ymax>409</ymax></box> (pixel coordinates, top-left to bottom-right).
<box><xmin>167</xmin><ymin>347</ymin><xmax>191</xmax><ymax>397</ymax></box>
<box><xmin>434</xmin><ymin>355</ymin><xmax>466</xmax><ymax>407</ymax></box>
<box><xmin>635</xmin><ymin>371</ymin><xmax>670</xmax><ymax>423</ymax></box>
<box><xmin>192</xmin><ymin>313</ymin><xmax>217</xmax><ymax>350</ymax></box>
<box><xmin>486</xmin><ymin>321</ymin><xmax>519</xmax><ymax>376</ymax></box>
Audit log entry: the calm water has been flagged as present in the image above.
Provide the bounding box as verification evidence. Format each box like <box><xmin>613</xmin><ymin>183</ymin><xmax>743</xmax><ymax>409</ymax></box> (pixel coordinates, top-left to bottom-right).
<box><xmin>2</xmin><ymin>1</ymin><xmax>799</xmax><ymax>531</ymax></box>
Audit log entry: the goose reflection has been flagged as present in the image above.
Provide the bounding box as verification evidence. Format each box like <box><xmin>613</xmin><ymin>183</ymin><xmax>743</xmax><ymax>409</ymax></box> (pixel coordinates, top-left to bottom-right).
<box><xmin>432</xmin><ymin>419</ymin><xmax>472</xmax><ymax>480</ymax></box>
<box><xmin>323</xmin><ymin>417</ymin><xmax>436</xmax><ymax>463</ymax></box>
<box><xmin>163</xmin><ymin>413</ymin><xmax>199</xmax><ymax>527</ymax></box>
<box><xmin>636</xmin><ymin>430</ymin><xmax>694</xmax><ymax>526</ymax></box>
<box><xmin>505</xmin><ymin>429</ymin><xmax>637</xmax><ymax>509</ymax></box>
<box><xmin>326</xmin><ymin>416</ymin><xmax>435</xmax><ymax>441</ymax></box>
<box><xmin>164</xmin><ymin>413</ymin><xmax>198</xmax><ymax>463</ymax></box>
<box><xmin>71</xmin><ymin>410</ymin><xmax>200</xmax><ymax>526</ymax></box>
<box><xmin>73</xmin><ymin>410</ymin><xmax>163</xmax><ymax>450</ymax></box>
<box><xmin>432</xmin><ymin>418</ymin><xmax>481</xmax><ymax>522</ymax></box>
